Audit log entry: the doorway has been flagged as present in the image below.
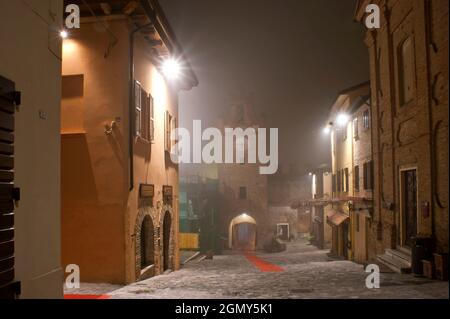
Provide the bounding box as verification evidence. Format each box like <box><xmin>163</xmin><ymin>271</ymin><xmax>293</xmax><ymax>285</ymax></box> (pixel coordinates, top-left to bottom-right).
<box><xmin>400</xmin><ymin>169</ymin><xmax>418</xmax><ymax>248</ymax></box>
<box><xmin>228</xmin><ymin>214</ymin><xmax>257</xmax><ymax>251</ymax></box>
<box><xmin>342</xmin><ymin>221</ymin><xmax>349</xmax><ymax>259</ymax></box>
<box><xmin>140</xmin><ymin>215</ymin><xmax>154</xmax><ymax>270</ymax></box>
<box><xmin>162</xmin><ymin>211</ymin><xmax>172</xmax><ymax>271</ymax></box>
<box><xmin>277</xmin><ymin>223</ymin><xmax>290</xmax><ymax>241</ymax></box>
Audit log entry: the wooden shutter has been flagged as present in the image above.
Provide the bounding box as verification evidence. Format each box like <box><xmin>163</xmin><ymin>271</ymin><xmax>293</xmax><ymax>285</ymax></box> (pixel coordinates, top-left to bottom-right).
<box><xmin>149</xmin><ymin>95</ymin><xmax>154</xmax><ymax>143</ymax></box>
<box><xmin>354</xmin><ymin>165</ymin><xmax>360</xmax><ymax>191</ymax></box>
<box><xmin>134</xmin><ymin>81</ymin><xmax>142</xmax><ymax>137</ymax></box>
<box><xmin>164</xmin><ymin>111</ymin><xmax>171</xmax><ymax>152</ymax></box>
<box><xmin>140</xmin><ymin>89</ymin><xmax>149</xmax><ymax>141</ymax></box>
<box><xmin>0</xmin><ymin>76</ymin><xmax>21</xmax><ymax>299</ymax></box>
<box><xmin>344</xmin><ymin>168</ymin><xmax>349</xmax><ymax>193</ymax></box>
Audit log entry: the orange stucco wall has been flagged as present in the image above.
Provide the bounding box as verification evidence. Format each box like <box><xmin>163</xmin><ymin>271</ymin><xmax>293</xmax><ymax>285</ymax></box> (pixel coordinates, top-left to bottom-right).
<box><xmin>61</xmin><ymin>17</ymin><xmax>179</xmax><ymax>284</ymax></box>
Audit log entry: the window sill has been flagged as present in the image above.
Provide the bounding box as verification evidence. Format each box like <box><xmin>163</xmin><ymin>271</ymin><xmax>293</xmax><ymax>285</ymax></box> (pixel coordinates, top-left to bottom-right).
<box><xmin>61</xmin><ymin>131</ymin><xmax>86</xmax><ymax>136</ymax></box>
<box><xmin>135</xmin><ymin>136</ymin><xmax>154</xmax><ymax>145</ymax></box>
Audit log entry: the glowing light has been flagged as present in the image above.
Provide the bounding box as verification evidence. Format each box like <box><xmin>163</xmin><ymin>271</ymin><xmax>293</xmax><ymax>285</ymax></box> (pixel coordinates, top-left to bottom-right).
<box><xmin>162</xmin><ymin>58</ymin><xmax>181</xmax><ymax>79</ymax></box>
<box><xmin>323</xmin><ymin>126</ymin><xmax>331</xmax><ymax>135</ymax></box>
<box><xmin>336</xmin><ymin>113</ymin><xmax>349</xmax><ymax>127</ymax></box>
<box><xmin>60</xmin><ymin>30</ymin><xmax>68</xmax><ymax>39</ymax></box>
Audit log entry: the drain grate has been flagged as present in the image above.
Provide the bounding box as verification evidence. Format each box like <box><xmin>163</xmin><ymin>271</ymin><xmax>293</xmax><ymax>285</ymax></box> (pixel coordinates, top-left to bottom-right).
<box><xmin>289</xmin><ymin>288</ymin><xmax>314</xmax><ymax>293</ymax></box>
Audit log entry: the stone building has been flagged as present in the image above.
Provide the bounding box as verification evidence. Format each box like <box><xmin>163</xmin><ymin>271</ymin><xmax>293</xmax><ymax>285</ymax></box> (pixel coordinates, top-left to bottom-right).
<box><xmin>310</xmin><ymin>168</ymin><xmax>333</xmax><ymax>250</ymax></box>
<box><xmin>326</xmin><ymin>82</ymin><xmax>373</xmax><ymax>263</ymax></box>
<box><xmin>0</xmin><ymin>0</ymin><xmax>64</xmax><ymax>298</ymax></box>
<box><xmin>355</xmin><ymin>0</ymin><xmax>448</xmax><ymax>273</ymax></box>
<box><xmin>217</xmin><ymin>94</ymin><xmax>270</xmax><ymax>250</ymax></box>
<box><xmin>268</xmin><ymin>168</ymin><xmax>312</xmax><ymax>241</ymax></box>
<box><xmin>60</xmin><ymin>0</ymin><xmax>197</xmax><ymax>284</ymax></box>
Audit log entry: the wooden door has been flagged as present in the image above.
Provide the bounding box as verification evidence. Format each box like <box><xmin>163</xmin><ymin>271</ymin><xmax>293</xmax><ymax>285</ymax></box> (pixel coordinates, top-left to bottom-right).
<box><xmin>0</xmin><ymin>75</ymin><xmax>21</xmax><ymax>299</ymax></box>
<box><xmin>401</xmin><ymin>169</ymin><xmax>418</xmax><ymax>248</ymax></box>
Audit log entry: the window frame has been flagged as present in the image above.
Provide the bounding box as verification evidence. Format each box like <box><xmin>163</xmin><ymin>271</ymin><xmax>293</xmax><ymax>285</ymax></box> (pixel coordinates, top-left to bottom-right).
<box><xmin>239</xmin><ymin>186</ymin><xmax>247</xmax><ymax>199</ymax></box>
<box><xmin>362</xmin><ymin>110</ymin><xmax>370</xmax><ymax>130</ymax></box>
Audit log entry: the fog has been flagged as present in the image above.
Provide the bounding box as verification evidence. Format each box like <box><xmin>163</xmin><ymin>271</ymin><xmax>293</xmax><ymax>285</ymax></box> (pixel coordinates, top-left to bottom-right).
<box><xmin>159</xmin><ymin>0</ymin><xmax>369</xmax><ymax>173</ymax></box>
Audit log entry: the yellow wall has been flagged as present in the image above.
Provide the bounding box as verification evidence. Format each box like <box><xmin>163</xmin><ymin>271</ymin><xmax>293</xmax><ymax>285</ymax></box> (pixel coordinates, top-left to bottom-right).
<box><xmin>0</xmin><ymin>0</ymin><xmax>63</xmax><ymax>298</ymax></box>
<box><xmin>179</xmin><ymin>233</ymin><xmax>199</xmax><ymax>250</ymax></box>
<box><xmin>61</xmin><ymin>17</ymin><xmax>180</xmax><ymax>284</ymax></box>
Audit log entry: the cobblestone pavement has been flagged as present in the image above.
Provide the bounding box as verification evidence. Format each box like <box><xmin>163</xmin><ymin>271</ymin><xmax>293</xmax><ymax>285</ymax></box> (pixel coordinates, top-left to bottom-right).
<box><xmin>105</xmin><ymin>239</ymin><xmax>449</xmax><ymax>299</ymax></box>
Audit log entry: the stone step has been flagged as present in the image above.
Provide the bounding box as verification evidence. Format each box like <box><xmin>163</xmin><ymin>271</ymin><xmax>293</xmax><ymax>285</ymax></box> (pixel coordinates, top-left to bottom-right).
<box><xmin>385</xmin><ymin>249</ymin><xmax>411</xmax><ymax>266</ymax></box>
<box><xmin>377</xmin><ymin>254</ymin><xmax>412</xmax><ymax>274</ymax></box>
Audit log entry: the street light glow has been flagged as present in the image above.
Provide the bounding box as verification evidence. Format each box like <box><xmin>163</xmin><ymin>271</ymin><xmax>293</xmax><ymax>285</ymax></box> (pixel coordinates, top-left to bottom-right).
<box><xmin>60</xmin><ymin>30</ymin><xmax>68</xmax><ymax>39</ymax></box>
<box><xmin>323</xmin><ymin>126</ymin><xmax>331</xmax><ymax>135</ymax></box>
<box><xmin>162</xmin><ymin>58</ymin><xmax>181</xmax><ymax>79</ymax></box>
<box><xmin>336</xmin><ymin>113</ymin><xmax>349</xmax><ymax>127</ymax></box>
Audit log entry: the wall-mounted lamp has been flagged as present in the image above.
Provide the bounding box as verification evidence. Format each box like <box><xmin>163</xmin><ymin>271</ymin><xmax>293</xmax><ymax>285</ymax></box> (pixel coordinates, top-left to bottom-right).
<box><xmin>60</xmin><ymin>30</ymin><xmax>68</xmax><ymax>39</ymax></box>
<box><xmin>162</xmin><ymin>58</ymin><xmax>181</xmax><ymax>80</ymax></box>
<box><xmin>336</xmin><ymin>113</ymin><xmax>349</xmax><ymax>127</ymax></box>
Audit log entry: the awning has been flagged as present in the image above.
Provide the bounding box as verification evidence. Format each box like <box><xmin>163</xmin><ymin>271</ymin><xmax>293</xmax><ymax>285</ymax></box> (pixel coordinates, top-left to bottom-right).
<box><xmin>326</xmin><ymin>210</ymin><xmax>349</xmax><ymax>227</ymax></box>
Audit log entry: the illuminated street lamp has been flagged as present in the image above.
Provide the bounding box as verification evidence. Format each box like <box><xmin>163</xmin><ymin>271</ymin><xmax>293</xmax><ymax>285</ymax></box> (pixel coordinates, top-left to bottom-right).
<box><xmin>60</xmin><ymin>30</ymin><xmax>68</xmax><ymax>39</ymax></box>
<box><xmin>336</xmin><ymin>113</ymin><xmax>349</xmax><ymax>127</ymax></box>
<box><xmin>323</xmin><ymin>126</ymin><xmax>331</xmax><ymax>135</ymax></box>
<box><xmin>162</xmin><ymin>58</ymin><xmax>181</xmax><ymax>80</ymax></box>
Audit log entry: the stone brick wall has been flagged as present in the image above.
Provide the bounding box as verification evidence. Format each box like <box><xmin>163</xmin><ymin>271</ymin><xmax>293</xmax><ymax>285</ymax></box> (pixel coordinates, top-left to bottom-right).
<box><xmin>356</xmin><ymin>0</ymin><xmax>449</xmax><ymax>260</ymax></box>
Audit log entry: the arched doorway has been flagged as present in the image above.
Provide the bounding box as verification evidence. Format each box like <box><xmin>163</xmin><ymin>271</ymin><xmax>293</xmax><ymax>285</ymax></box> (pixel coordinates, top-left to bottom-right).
<box><xmin>162</xmin><ymin>211</ymin><xmax>172</xmax><ymax>271</ymax></box>
<box><xmin>229</xmin><ymin>214</ymin><xmax>257</xmax><ymax>251</ymax></box>
<box><xmin>140</xmin><ymin>215</ymin><xmax>154</xmax><ymax>269</ymax></box>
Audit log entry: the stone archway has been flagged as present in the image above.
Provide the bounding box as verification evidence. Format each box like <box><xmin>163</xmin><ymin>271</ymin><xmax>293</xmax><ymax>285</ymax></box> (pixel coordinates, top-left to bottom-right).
<box><xmin>228</xmin><ymin>213</ymin><xmax>257</xmax><ymax>251</ymax></box>
<box><xmin>135</xmin><ymin>209</ymin><xmax>156</xmax><ymax>280</ymax></box>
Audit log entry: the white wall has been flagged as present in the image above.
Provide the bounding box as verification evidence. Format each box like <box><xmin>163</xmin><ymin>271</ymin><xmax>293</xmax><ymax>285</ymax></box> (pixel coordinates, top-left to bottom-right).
<box><xmin>0</xmin><ymin>0</ymin><xmax>63</xmax><ymax>298</ymax></box>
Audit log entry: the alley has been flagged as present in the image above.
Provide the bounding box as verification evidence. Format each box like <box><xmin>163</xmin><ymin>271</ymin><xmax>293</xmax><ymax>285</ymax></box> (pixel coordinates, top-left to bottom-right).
<box><xmin>71</xmin><ymin>240</ymin><xmax>449</xmax><ymax>299</ymax></box>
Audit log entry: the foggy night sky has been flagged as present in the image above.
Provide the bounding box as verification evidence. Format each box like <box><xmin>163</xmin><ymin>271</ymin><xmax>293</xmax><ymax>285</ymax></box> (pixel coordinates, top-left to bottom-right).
<box><xmin>159</xmin><ymin>0</ymin><xmax>369</xmax><ymax>173</ymax></box>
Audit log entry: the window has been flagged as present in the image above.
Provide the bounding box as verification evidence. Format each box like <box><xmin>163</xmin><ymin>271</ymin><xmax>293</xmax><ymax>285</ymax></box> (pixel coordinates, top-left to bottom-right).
<box><xmin>363</xmin><ymin>110</ymin><xmax>370</xmax><ymax>129</ymax></box>
<box><xmin>239</xmin><ymin>186</ymin><xmax>247</xmax><ymax>199</ymax></box>
<box><xmin>363</xmin><ymin>161</ymin><xmax>374</xmax><ymax>190</ymax></box>
<box><xmin>135</xmin><ymin>81</ymin><xmax>142</xmax><ymax>137</ymax></box>
<box><xmin>353</xmin><ymin>117</ymin><xmax>359</xmax><ymax>139</ymax></box>
<box><xmin>164</xmin><ymin>111</ymin><xmax>177</xmax><ymax>153</ymax></box>
<box><xmin>134</xmin><ymin>81</ymin><xmax>153</xmax><ymax>141</ymax></box>
<box><xmin>337</xmin><ymin>170</ymin><xmax>342</xmax><ymax>193</ymax></box>
<box><xmin>399</xmin><ymin>37</ymin><xmax>415</xmax><ymax>106</ymax></box>
<box><xmin>354</xmin><ymin>165</ymin><xmax>360</xmax><ymax>192</ymax></box>
<box><xmin>149</xmin><ymin>94</ymin><xmax>155</xmax><ymax>142</ymax></box>
<box><xmin>344</xmin><ymin>168</ymin><xmax>349</xmax><ymax>193</ymax></box>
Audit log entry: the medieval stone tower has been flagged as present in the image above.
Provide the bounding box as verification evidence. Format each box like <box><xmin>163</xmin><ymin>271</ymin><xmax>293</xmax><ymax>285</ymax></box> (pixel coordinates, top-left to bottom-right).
<box><xmin>217</xmin><ymin>93</ymin><xmax>270</xmax><ymax>251</ymax></box>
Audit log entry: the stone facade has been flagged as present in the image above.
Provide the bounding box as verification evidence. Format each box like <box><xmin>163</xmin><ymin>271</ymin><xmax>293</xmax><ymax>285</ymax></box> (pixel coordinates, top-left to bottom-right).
<box><xmin>268</xmin><ymin>170</ymin><xmax>312</xmax><ymax>239</ymax></box>
<box><xmin>217</xmin><ymin>95</ymin><xmax>270</xmax><ymax>249</ymax></box>
<box><xmin>328</xmin><ymin>82</ymin><xmax>373</xmax><ymax>263</ymax></box>
<box><xmin>355</xmin><ymin>0</ymin><xmax>449</xmax><ymax>260</ymax></box>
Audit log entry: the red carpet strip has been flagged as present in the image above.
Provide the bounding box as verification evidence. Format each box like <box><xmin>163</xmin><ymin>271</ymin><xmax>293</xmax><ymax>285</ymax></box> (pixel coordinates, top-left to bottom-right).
<box><xmin>244</xmin><ymin>253</ymin><xmax>284</xmax><ymax>272</ymax></box>
<box><xmin>64</xmin><ymin>294</ymin><xmax>110</xmax><ymax>299</ymax></box>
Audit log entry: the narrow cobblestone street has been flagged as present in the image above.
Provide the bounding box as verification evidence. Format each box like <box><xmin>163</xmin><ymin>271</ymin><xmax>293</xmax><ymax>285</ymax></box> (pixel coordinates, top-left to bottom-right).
<box><xmin>69</xmin><ymin>240</ymin><xmax>449</xmax><ymax>299</ymax></box>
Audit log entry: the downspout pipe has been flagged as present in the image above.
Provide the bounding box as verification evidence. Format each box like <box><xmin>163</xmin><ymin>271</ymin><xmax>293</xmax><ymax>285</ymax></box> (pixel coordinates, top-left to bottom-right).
<box><xmin>129</xmin><ymin>23</ymin><xmax>153</xmax><ymax>191</ymax></box>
